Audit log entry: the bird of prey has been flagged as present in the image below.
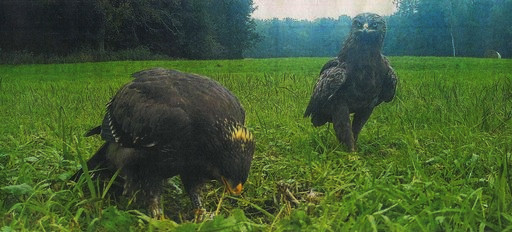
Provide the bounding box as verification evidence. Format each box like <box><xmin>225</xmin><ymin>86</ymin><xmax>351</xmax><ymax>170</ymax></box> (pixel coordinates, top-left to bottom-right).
<box><xmin>72</xmin><ymin>68</ymin><xmax>255</xmax><ymax>218</ymax></box>
<box><xmin>304</xmin><ymin>13</ymin><xmax>397</xmax><ymax>151</ymax></box>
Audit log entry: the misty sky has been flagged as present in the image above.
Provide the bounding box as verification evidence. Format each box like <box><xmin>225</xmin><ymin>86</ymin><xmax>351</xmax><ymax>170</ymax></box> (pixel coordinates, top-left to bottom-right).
<box><xmin>252</xmin><ymin>0</ymin><xmax>397</xmax><ymax>20</ymax></box>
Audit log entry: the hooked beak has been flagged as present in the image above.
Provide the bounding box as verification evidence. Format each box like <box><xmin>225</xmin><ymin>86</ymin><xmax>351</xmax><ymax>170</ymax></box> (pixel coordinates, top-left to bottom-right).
<box><xmin>221</xmin><ymin>177</ymin><xmax>243</xmax><ymax>195</ymax></box>
<box><xmin>362</xmin><ymin>23</ymin><xmax>369</xmax><ymax>33</ymax></box>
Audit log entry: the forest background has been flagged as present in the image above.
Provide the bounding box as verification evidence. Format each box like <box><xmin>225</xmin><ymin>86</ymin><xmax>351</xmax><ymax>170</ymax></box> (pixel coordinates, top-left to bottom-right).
<box><xmin>1</xmin><ymin>0</ymin><xmax>511</xmax><ymax>64</ymax></box>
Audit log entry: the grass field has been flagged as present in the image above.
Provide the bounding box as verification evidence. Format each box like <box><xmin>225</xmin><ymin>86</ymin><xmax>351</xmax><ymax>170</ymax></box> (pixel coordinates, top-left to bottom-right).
<box><xmin>1</xmin><ymin>57</ymin><xmax>511</xmax><ymax>231</ymax></box>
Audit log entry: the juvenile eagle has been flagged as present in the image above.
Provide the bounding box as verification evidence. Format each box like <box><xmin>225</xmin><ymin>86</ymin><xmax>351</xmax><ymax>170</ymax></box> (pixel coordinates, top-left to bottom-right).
<box><xmin>304</xmin><ymin>13</ymin><xmax>397</xmax><ymax>151</ymax></box>
<box><xmin>72</xmin><ymin>68</ymin><xmax>255</xmax><ymax>217</ymax></box>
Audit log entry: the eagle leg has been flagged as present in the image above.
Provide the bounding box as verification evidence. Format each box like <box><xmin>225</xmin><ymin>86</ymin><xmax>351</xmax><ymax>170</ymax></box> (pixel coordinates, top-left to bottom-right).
<box><xmin>352</xmin><ymin>108</ymin><xmax>374</xmax><ymax>145</ymax></box>
<box><xmin>147</xmin><ymin>190</ymin><xmax>163</xmax><ymax>219</ymax></box>
<box><xmin>140</xmin><ymin>176</ymin><xmax>165</xmax><ymax>218</ymax></box>
<box><xmin>332</xmin><ymin>104</ymin><xmax>355</xmax><ymax>152</ymax></box>
<box><xmin>122</xmin><ymin>164</ymin><xmax>165</xmax><ymax>218</ymax></box>
<box><xmin>181</xmin><ymin>174</ymin><xmax>206</xmax><ymax>220</ymax></box>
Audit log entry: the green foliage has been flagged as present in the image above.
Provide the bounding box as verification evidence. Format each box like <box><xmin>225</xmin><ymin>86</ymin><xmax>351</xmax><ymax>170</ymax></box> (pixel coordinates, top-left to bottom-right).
<box><xmin>0</xmin><ymin>0</ymin><xmax>257</xmax><ymax>60</ymax></box>
<box><xmin>387</xmin><ymin>0</ymin><xmax>512</xmax><ymax>57</ymax></box>
<box><xmin>2</xmin><ymin>0</ymin><xmax>511</xmax><ymax>62</ymax></box>
<box><xmin>0</xmin><ymin>57</ymin><xmax>511</xmax><ymax>231</ymax></box>
<box><xmin>134</xmin><ymin>209</ymin><xmax>259</xmax><ymax>231</ymax></box>
<box><xmin>90</xmin><ymin>206</ymin><xmax>138</xmax><ymax>232</ymax></box>
<box><xmin>1</xmin><ymin>184</ymin><xmax>33</xmax><ymax>196</ymax></box>
<box><xmin>249</xmin><ymin>0</ymin><xmax>512</xmax><ymax>58</ymax></box>
<box><xmin>245</xmin><ymin>17</ymin><xmax>352</xmax><ymax>58</ymax></box>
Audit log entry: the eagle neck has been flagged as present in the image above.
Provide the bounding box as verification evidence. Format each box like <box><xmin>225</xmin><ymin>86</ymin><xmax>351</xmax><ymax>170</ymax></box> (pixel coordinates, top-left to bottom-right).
<box><xmin>339</xmin><ymin>46</ymin><xmax>381</xmax><ymax>66</ymax></box>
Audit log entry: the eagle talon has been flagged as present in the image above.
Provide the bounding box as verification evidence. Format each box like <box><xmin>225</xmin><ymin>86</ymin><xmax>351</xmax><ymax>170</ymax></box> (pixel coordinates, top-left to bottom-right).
<box><xmin>150</xmin><ymin>206</ymin><xmax>164</xmax><ymax>219</ymax></box>
<box><xmin>148</xmin><ymin>196</ymin><xmax>163</xmax><ymax>219</ymax></box>
<box><xmin>194</xmin><ymin>208</ymin><xmax>208</xmax><ymax>222</ymax></box>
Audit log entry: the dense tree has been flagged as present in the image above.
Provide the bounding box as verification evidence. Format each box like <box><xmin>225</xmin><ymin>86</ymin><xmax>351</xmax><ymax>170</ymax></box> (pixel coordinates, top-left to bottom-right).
<box><xmin>210</xmin><ymin>0</ymin><xmax>258</xmax><ymax>59</ymax></box>
<box><xmin>179</xmin><ymin>0</ymin><xmax>215</xmax><ymax>59</ymax></box>
<box><xmin>488</xmin><ymin>0</ymin><xmax>512</xmax><ymax>58</ymax></box>
<box><xmin>0</xmin><ymin>0</ymin><xmax>510</xmax><ymax>60</ymax></box>
<box><xmin>0</xmin><ymin>0</ymin><xmax>257</xmax><ymax>59</ymax></box>
<box><xmin>386</xmin><ymin>0</ymin><xmax>510</xmax><ymax>57</ymax></box>
<box><xmin>249</xmin><ymin>0</ymin><xmax>511</xmax><ymax>58</ymax></box>
<box><xmin>0</xmin><ymin>0</ymin><xmax>101</xmax><ymax>55</ymax></box>
<box><xmin>244</xmin><ymin>16</ymin><xmax>352</xmax><ymax>58</ymax></box>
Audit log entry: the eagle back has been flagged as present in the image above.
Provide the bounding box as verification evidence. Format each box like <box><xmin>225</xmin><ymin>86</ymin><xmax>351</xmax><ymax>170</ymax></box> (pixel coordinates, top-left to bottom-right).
<box><xmin>100</xmin><ymin>69</ymin><xmax>245</xmax><ymax>153</ymax></box>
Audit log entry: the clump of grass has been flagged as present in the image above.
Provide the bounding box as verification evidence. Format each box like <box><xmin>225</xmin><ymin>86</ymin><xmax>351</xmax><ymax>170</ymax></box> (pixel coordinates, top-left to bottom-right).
<box><xmin>1</xmin><ymin>57</ymin><xmax>511</xmax><ymax>231</ymax></box>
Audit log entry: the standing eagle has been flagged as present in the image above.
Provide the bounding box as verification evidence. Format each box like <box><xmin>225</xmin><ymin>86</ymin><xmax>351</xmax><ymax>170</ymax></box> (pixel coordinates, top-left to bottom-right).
<box><xmin>72</xmin><ymin>68</ymin><xmax>255</xmax><ymax>217</ymax></box>
<box><xmin>304</xmin><ymin>13</ymin><xmax>397</xmax><ymax>151</ymax></box>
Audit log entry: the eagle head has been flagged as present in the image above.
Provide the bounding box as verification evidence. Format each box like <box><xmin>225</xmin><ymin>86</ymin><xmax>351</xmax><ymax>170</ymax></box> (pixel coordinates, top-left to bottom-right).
<box><xmin>350</xmin><ymin>13</ymin><xmax>386</xmax><ymax>48</ymax></box>
<box><xmin>217</xmin><ymin>123</ymin><xmax>255</xmax><ymax>195</ymax></box>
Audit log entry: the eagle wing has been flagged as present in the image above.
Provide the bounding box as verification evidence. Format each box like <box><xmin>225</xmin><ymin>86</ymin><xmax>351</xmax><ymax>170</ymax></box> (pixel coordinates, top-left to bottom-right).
<box><xmin>319</xmin><ymin>58</ymin><xmax>339</xmax><ymax>75</ymax></box>
<box><xmin>379</xmin><ymin>56</ymin><xmax>398</xmax><ymax>103</ymax></box>
<box><xmin>100</xmin><ymin>73</ymin><xmax>193</xmax><ymax>149</ymax></box>
<box><xmin>99</xmin><ymin>68</ymin><xmax>245</xmax><ymax>150</ymax></box>
<box><xmin>304</xmin><ymin>59</ymin><xmax>347</xmax><ymax>125</ymax></box>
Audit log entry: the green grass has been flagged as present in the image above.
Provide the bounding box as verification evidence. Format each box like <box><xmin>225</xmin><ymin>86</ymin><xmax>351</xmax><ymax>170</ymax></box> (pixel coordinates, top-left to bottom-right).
<box><xmin>1</xmin><ymin>57</ymin><xmax>511</xmax><ymax>231</ymax></box>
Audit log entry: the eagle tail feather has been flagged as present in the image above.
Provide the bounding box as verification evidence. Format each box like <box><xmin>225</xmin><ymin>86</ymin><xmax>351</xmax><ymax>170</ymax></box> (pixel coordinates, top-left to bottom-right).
<box><xmin>85</xmin><ymin>126</ymin><xmax>101</xmax><ymax>137</ymax></box>
<box><xmin>70</xmin><ymin>143</ymin><xmax>110</xmax><ymax>182</ymax></box>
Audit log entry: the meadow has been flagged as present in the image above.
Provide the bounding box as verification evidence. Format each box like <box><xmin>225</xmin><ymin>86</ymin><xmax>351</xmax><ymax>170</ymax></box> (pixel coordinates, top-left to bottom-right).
<box><xmin>0</xmin><ymin>57</ymin><xmax>511</xmax><ymax>231</ymax></box>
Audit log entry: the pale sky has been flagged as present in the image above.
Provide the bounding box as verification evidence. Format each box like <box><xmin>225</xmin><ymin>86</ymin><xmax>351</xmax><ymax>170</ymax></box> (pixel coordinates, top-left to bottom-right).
<box><xmin>252</xmin><ymin>0</ymin><xmax>397</xmax><ymax>20</ymax></box>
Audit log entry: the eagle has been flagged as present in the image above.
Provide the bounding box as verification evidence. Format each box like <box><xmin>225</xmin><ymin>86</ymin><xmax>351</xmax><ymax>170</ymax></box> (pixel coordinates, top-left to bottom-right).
<box><xmin>304</xmin><ymin>13</ymin><xmax>397</xmax><ymax>151</ymax></box>
<box><xmin>72</xmin><ymin>68</ymin><xmax>255</xmax><ymax>218</ymax></box>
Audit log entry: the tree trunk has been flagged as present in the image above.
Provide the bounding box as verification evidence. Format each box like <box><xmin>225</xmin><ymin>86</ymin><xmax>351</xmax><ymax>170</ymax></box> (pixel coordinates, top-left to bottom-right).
<box><xmin>450</xmin><ymin>30</ymin><xmax>456</xmax><ymax>57</ymax></box>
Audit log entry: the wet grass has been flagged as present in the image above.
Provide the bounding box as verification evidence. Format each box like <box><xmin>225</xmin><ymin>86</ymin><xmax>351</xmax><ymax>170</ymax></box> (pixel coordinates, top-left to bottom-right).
<box><xmin>1</xmin><ymin>57</ymin><xmax>511</xmax><ymax>231</ymax></box>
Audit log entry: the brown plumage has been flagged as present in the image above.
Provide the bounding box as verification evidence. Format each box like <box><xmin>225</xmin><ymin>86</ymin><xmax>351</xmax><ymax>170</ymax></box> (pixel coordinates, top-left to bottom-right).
<box><xmin>72</xmin><ymin>68</ymin><xmax>255</xmax><ymax>217</ymax></box>
<box><xmin>304</xmin><ymin>13</ymin><xmax>398</xmax><ymax>151</ymax></box>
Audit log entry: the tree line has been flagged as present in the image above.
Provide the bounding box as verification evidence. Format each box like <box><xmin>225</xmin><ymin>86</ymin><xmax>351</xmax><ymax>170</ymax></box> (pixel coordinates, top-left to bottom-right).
<box><xmin>386</xmin><ymin>0</ymin><xmax>511</xmax><ymax>58</ymax></box>
<box><xmin>1</xmin><ymin>0</ymin><xmax>511</xmax><ymax>61</ymax></box>
<box><xmin>244</xmin><ymin>17</ymin><xmax>352</xmax><ymax>58</ymax></box>
<box><xmin>246</xmin><ymin>0</ymin><xmax>512</xmax><ymax>58</ymax></box>
<box><xmin>0</xmin><ymin>0</ymin><xmax>257</xmax><ymax>60</ymax></box>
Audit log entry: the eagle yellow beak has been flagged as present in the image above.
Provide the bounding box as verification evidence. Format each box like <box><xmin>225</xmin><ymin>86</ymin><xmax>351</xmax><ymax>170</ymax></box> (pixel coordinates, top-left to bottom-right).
<box><xmin>221</xmin><ymin>177</ymin><xmax>243</xmax><ymax>195</ymax></box>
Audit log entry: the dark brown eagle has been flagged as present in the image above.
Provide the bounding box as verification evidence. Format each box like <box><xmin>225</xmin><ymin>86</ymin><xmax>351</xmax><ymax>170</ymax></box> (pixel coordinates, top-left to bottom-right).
<box><xmin>72</xmin><ymin>68</ymin><xmax>255</xmax><ymax>218</ymax></box>
<box><xmin>304</xmin><ymin>13</ymin><xmax>397</xmax><ymax>151</ymax></box>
